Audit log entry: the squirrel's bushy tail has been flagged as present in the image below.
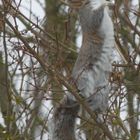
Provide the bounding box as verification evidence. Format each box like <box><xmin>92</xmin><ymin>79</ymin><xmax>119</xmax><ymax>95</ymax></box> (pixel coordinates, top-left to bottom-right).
<box><xmin>49</xmin><ymin>96</ymin><xmax>80</xmax><ymax>140</ymax></box>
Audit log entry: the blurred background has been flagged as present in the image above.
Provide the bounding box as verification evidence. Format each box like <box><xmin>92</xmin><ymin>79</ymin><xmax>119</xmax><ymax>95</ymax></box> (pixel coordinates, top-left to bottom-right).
<box><xmin>0</xmin><ymin>0</ymin><xmax>140</xmax><ymax>139</ymax></box>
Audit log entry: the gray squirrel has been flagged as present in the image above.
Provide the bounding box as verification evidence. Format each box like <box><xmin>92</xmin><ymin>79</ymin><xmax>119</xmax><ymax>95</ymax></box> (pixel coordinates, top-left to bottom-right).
<box><xmin>49</xmin><ymin>0</ymin><xmax>114</xmax><ymax>139</ymax></box>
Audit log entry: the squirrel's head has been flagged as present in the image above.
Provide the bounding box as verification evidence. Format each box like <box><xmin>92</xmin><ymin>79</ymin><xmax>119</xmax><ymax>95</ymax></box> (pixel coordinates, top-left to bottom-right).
<box><xmin>68</xmin><ymin>0</ymin><xmax>88</xmax><ymax>9</ymax></box>
<box><xmin>68</xmin><ymin>0</ymin><xmax>112</xmax><ymax>10</ymax></box>
<box><xmin>89</xmin><ymin>0</ymin><xmax>113</xmax><ymax>10</ymax></box>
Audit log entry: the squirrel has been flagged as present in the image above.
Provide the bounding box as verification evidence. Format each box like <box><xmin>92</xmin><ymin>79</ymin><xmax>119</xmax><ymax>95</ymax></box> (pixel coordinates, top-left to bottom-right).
<box><xmin>49</xmin><ymin>0</ymin><xmax>114</xmax><ymax>140</ymax></box>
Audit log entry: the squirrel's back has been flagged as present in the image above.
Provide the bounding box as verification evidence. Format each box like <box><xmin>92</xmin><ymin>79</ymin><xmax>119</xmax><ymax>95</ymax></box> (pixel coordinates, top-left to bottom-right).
<box><xmin>71</xmin><ymin>1</ymin><xmax>114</xmax><ymax>111</ymax></box>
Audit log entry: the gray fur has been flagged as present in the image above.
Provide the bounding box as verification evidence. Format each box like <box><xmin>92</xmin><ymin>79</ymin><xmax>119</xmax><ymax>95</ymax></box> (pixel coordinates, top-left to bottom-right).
<box><xmin>70</xmin><ymin>3</ymin><xmax>114</xmax><ymax>112</ymax></box>
<box><xmin>79</xmin><ymin>5</ymin><xmax>104</xmax><ymax>32</ymax></box>
<box><xmin>49</xmin><ymin>97</ymin><xmax>79</xmax><ymax>140</ymax></box>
